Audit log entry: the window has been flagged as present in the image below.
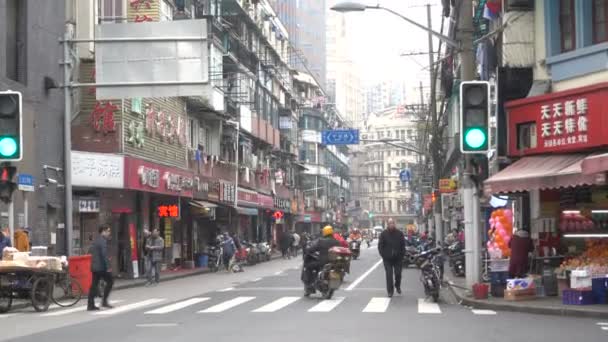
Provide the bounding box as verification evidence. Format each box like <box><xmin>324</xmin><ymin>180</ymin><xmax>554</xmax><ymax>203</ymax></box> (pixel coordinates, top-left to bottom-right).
<box><xmin>387</xmin><ymin>150</ymin><xmax>391</xmax><ymax>157</ymax></box>
<box><xmin>400</xmin><ymin>130</ymin><xmax>406</xmax><ymax>140</ymax></box>
<box><xmin>189</xmin><ymin>119</ymin><xmax>199</xmax><ymax>149</ymax></box>
<box><xmin>387</xmin><ymin>181</ymin><xmax>391</xmax><ymax>192</ymax></box>
<box><xmin>517</xmin><ymin>122</ymin><xmax>537</xmax><ymax>150</ymax></box>
<box><xmin>388</xmin><ymin>200</ymin><xmax>392</xmax><ymax>213</ymax></box>
<box><xmin>5</xmin><ymin>0</ymin><xmax>27</xmax><ymax>83</ymax></box>
<box><xmin>160</xmin><ymin>0</ymin><xmax>174</xmax><ymax>21</ymax></box>
<box><xmin>593</xmin><ymin>0</ymin><xmax>608</xmax><ymax>43</ymax></box>
<box><xmin>386</xmin><ymin>163</ymin><xmax>391</xmax><ymax>174</ymax></box>
<box><xmin>98</xmin><ymin>0</ymin><xmax>125</xmax><ymax>23</ymax></box>
<box><xmin>560</xmin><ymin>0</ymin><xmax>576</xmax><ymax>52</ymax></box>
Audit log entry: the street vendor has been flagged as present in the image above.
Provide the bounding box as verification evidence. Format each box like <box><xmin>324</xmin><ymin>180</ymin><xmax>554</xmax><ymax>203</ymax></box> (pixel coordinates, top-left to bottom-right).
<box><xmin>14</xmin><ymin>228</ymin><xmax>30</xmax><ymax>252</ymax></box>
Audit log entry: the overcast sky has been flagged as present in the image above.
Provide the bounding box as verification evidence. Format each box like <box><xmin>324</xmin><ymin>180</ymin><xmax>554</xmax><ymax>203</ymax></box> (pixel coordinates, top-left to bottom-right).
<box><xmin>330</xmin><ymin>0</ymin><xmax>445</xmax><ymax>101</ymax></box>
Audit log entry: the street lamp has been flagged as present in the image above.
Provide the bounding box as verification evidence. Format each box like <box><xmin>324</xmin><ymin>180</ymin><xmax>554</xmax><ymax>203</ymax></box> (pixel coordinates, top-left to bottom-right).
<box><xmin>226</xmin><ymin>120</ymin><xmax>240</xmax><ymax>210</ymax></box>
<box><xmin>330</xmin><ymin>2</ymin><xmax>459</xmax><ymax>49</ymax></box>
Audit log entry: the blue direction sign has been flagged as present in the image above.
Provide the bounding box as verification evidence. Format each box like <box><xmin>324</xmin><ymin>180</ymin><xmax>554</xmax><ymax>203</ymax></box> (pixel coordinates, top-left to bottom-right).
<box><xmin>399</xmin><ymin>169</ymin><xmax>412</xmax><ymax>183</ymax></box>
<box><xmin>17</xmin><ymin>173</ymin><xmax>35</xmax><ymax>192</ymax></box>
<box><xmin>322</xmin><ymin>129</ymin><xmax>359</xmax><ymax>145</ymax></box>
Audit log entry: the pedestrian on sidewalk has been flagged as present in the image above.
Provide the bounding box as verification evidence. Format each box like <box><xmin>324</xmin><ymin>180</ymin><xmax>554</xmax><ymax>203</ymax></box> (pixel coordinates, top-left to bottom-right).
<box><xmin>378</xmin><ymin>218</ymin><xmax>405</xmax><ymax>297</ymax></box>
<box><xmin>509</xmin><ymin>229</ymin><xmax>534</xmax><ymax>278</ymax></box>
<box><xmin>291</xmin><ymin>231</ymin><xmax>300</xmax><ymax>257</ymax></box>
<box><xmin>280</xmin><ymin>231</ymin><xmax>292</xmax><ymax>259</ymax></box>
<box><xmin>88</xmin><ymin>225</ymin><xmax>114</xmax><ymax>311</ymax></box>
<box><xmin>146</xmin><ymin>228</ymin><xmax>164</xmax><ymax>286</ymax></box>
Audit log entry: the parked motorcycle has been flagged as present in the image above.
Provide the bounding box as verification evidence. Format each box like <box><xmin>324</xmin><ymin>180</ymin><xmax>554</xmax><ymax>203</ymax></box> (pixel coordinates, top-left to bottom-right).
<box><xmin>206</xmin><ymin>245</ymin><xmax>221</xmax><ymax>273</ymax></box>
<box><xmin>403</xmin><ymin>246</ymin><xmax>419</xmax><ymax>268</ymax></box>
<box><xmin>348</xmin><ymin>239</ymin><xmax>361</xmax><ymax>260</ymax></box>
<box><xmin>447</xmin><ymin>241</ymin><xmax>465</xmax><ymax>277</ymax></box>
<box><xmin>301</xmin><ymin>246</ymin><xmax>351</xmax><ymax>299</ymax></box>
<box><xmin>418</xmin><ymin>248</ymin><xmax>443</xmax><ymax>302</ymax></box>
<box><xmin>258</xmin><ymin>242</ymin><xmax>272</xmax><ymax>261</ymax></box>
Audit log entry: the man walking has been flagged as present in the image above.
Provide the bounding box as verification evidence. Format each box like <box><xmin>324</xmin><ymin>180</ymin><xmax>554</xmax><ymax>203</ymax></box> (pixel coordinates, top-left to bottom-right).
<box><xmin>146</xmin><ymin>228</ymin><xmax>164</xmax><ymax>286</ymax></box>
<box><xmin>291</xmin><ymin>231</ymin><xmax>301</xmax><ymax>257</ymax></box>
<box><xmin>88</xmin><ymin>225</ymin><xmax>114</xmax><ymax>311</ymax></box>
<box><xmin>378</xmin><ymin>218</ymin><xmax>405</xmax><ymax>297</ymax></box>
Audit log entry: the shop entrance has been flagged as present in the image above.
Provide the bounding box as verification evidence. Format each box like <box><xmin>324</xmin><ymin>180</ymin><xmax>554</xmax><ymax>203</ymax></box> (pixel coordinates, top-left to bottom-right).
<box><xmin>115</xmin><ymin>213</ymin><xmax>131</xmax><ymax>277</ymax></box>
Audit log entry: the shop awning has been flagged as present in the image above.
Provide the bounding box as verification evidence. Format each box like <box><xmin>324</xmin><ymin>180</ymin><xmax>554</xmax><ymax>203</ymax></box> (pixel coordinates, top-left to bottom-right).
<box><xmin>189</xmin><ymin>200</ymin><xmax>218</xmax><ymax>209</ymax></box>
<box><xmin>236</xmin><ymin>207</ymin><xmax>258</xmax><ymax>216</ymax></box>
<box><xmin>484</xmin><ymin>154</ymin><xmax>598</xmax><ymax>195</ymax></box>
<box><xmin>581</xmin><ymin>152</ymin><xmax>608</xmax><ymax>175</ymax></box>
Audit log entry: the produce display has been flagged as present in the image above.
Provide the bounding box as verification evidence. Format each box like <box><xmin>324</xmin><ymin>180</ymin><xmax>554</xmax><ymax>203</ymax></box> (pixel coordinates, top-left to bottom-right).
<box><xmin>487</xmin><ymin>209</ymin><xmax>513</xmax><ymax>259</ymax></box>
<box><xmin>558</xmin><ymin>240</ymin><xmax>608</xmax><ymax>276</ymax></box>
<box><xmin>559</xmin><ymin>212</ymin><xmax>595</xmax><ymax>233</ymax></box>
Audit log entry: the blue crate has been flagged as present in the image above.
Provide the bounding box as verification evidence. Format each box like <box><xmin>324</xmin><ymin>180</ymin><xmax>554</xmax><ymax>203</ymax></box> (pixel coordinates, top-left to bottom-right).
<box><xmin>490</xmin><ymin>271</ymin><xmax>509</xmax><ymax>285</ymax></box>
<box><xmin>562</xmin><ymin>289</ymin><xmax>596</xmax><ymax>305</ymax></box>
<box><xmin>591</xmin><ymin>278</ymin><xmax>608</xmax><ymax>304</ymax></box>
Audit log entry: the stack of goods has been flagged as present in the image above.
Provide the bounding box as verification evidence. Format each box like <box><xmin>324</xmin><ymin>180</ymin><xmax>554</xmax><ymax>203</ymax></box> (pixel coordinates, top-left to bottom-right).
<box><xmin>559</xmin><ymin>212</ymin><xmax>595</xmax><ymax>233</ymax></box>
<box><xmin>0</xmin><ymin>247</ymin><xmax>64</xmax><ymax>271</ymax></box>
<box><xmin>487</xmin><ymin>209</ymin><xmax>513</xmax><ymax>259</ymax></box>
<box><xmin>562</xmin><ymin>269</ymin><xmax>597</xmax><ymax>305</ymax></box>
<box><xmin>504</xmin><ymin>278</ymin><xmax>536</xmax><ymax>301</ymax></box>
<box><xmin>557</xmin><ymin>240</ymin><xmax>608</xmax><ymax>276</ymax></box>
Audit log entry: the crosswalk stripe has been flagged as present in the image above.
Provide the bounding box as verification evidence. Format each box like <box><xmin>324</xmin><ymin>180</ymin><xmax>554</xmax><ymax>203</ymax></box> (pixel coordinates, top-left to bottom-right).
<box><xmin>252</xmin><ymin>296</ymin><xmax>300</xmax><ymax>312</ymax></box>
<box><xmin>217</xmin><ymin>287</ymin><xmax>234</xmax><ymax>292</ymax></box>
<box><xmin>362</xmin><ymin>297</ymin><xmax>390</xmax><ymax>313</ymax></box>
<box><xmin>597</xmin><ymin>322</ymin><xmax>608</xmax><ymax>326</ymax></box>
<box><xmin>0</xmin><ymin>313</ymin><xmax>18</xmax><ymax>318</ymax></box>
<box><xmin>308</xmin><ymin>297</ymin><xmax>345</xmax><ymax>312</ymax></box>
<box><xmin>41</xmin><ymin>300</ymin><xmax>123</xmax><ymax>317</ymax></box>
<box><xmin>198</xmin><ymin>297</ymin><xmax>256</xmax><ymax>313</ymax></box>
<box><xmin>602</xmin><ymin>327</ymin><xmax>608</xmax><ymax>331</ymax></box>
<box><xmin>145</xmin><ymin>298</ymin><xmax>209</xmax><ymax>314</ymax></box>
<box><xmin>471</xmin><ymin>309</ymin><xmax>496</xmax><ymax>315</ymax></box>
<box><xmin>94</xmin><ymin>298</ymin><xmax>165</xmax><ymax>316</ymax></box>
<box><xmin>417</xmin><ymin>298</ymin><xmax>441</xmax><ymax>314</ymax></box>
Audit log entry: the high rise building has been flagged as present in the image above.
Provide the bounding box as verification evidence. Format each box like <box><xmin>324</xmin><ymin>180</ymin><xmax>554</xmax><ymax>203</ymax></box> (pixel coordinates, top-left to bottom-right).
<box><xmin>365</xmin><ymin>81</ymin><xmax>407</xmax><ymax>115</ymax></box>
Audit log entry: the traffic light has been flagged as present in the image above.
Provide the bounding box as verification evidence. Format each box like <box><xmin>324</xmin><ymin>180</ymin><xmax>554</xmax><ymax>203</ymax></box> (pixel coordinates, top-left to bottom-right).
<box><xmin>0</xmin><ymin>165</ymin><xmax>17</xmax><ymax>203</ymax></box>
<box><xmin>0</xmin><ymin>91</ymin><xmax>22</xmax><ymax>161</ymax></box>
<box><xmin>460</xmin><ymin>81</ymin><xmax>490</xmax><ymax>153</ymax></box>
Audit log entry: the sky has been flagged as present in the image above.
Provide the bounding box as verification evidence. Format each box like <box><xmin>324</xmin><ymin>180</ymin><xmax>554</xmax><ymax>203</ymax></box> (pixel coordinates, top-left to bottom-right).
<box><xmin>331</xmin><ymin>0</ymin><xmax>445</xmax><ymax>101</ymax></box>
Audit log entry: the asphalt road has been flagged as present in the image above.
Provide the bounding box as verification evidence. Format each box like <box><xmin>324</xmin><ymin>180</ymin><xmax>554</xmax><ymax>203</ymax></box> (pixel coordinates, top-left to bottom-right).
<box><xmin>1</xmin><ymin>242</ymin><xmax>607</xmax><ymax>342</ymax></box>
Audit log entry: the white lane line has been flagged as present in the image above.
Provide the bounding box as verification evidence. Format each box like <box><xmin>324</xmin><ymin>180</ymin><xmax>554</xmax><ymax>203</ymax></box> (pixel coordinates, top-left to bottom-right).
<box><xmin>136</xmin><ymin>323</ymin><xmax>178</xmax><ymax>328</ymax></box>
<box><xmin>308</xmin><ymin>297</ymin><xmax>345</xmax><ymax>312</ymax></box>
<box><xmin>41</xmin><ymin>300</ymin><xmax>123</xmax><ymax>317</ymax></box>
<box><xmin>472</xmin><ymin>309</ymin><xmax>496</xmax><ymax>315</ymax></box>
<box><xmin>198</xmin><ymin>297</ymin><xmax>256</xmax><ymax>313</ymax></box>
<box><xmin>217</xmin><ymin>287</ymin><xmax>234</xmax><ymax>292</ymax></box>
<box><xmin>597</xmin><ymin>322</ymin><xmax>608</xmax><ymax>326</ymax></box>
<box><xmin>94</xmin><ymin>298</ymin><xmax>165</xmax><ymax>316</ymax></box>
<box><xmin>252</xmin><ymin>296</ymin><xmax>300</xmax><ymax>313</ymax></box>
<box><xmin>362</xmin><ymin>297</ymin><xmax>390</xmax><ymax>313</ymax></box>
<box><xmin>274</xmin><ymin>271</ymin><xmax>283</xmax><ymax>276</ymax></box>
<box><xmin>145</xmin><ymin>298</ymin><xmax>209</xmax><ymax>314</ymax></box>
<box><xmin>417</xmin><ymin>298</ymin><xmax>442</xmax><ymax>314</ymax></box>
<box><xmin>345</xmin><ymin>259</ymin><xmax>383</xmax><ymax>291</ymax></box>
<box><xmin>251</xmin><ymin>278</ymin><xmax>262</xmax><ymax>282</ymax></box>
<box><xmin>0</xmin><ymin>314</ymin><xmax>18</xmax><ymax>318</ymax></box>
<box><xmin>602</xmin><ymin>327</ymin><xmax>608</xmax><ymax>331</ymax></box>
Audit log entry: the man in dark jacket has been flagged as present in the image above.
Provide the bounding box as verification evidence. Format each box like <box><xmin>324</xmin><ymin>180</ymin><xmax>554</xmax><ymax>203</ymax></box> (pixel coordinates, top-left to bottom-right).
<box><xmin>88</xmin><ymin>225</ymin><xmax>114</xmax><ymax>311</ymax></box>
<box><xmin>302</xmin><ymin>225</ymin><xmax>341</xmax><ymax>295</ymax></box>
<box><xmin>378</xmin><ymin>219</ymin><xmax>405</xmax><ymax>297</ymax></box>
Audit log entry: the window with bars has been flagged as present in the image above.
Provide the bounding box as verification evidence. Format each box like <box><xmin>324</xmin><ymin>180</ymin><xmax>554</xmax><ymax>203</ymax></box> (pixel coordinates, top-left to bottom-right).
<box><xmin>98</xmin><ymin>0</ymin><xmax>125</xmax><ymax>23</ymax></box>
<box><xmin>560</xmin><ymin>0</ymin><xmax>576</xmax><ymax>52</ymax></box>
<box><xmin>5</xmin><ymin>0</ymin><xmax>27</xmax><ymax>84</ymax></box>
<box><xmin>593</xmin><ymin>0</ymin><xmax>608</xmax><ymax>43</ymax></box>
<box><xmin>160</xmin><ymin>0</ymin><xmax>174</xmax><ymax>21</ymax></box>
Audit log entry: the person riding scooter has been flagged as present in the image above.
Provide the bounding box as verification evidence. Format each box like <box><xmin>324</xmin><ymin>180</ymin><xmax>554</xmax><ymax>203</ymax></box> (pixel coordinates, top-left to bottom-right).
<box><xmin>302</xmin><ymin>225</ymin><xmax>341</xmax><ymax>295</ymax></box>
<box><xmin>348</xmin><ymin>229</ymin><xmax>362</xmax><ymax>242</ymax></box>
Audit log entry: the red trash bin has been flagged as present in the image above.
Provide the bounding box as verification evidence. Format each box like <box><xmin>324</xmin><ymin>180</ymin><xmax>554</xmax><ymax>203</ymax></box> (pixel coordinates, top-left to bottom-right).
<box><xmin>68</xmin><ymin>255</ymin><xmax>92</xmax><ymax>295</ymax></box>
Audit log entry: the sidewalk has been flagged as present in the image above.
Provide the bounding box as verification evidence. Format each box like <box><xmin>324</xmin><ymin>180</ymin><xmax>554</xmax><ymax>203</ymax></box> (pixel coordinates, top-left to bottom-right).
<box><xmin>446</xmin><ymin>276</ymin><xmax>608</xmax><ymax>319</ymax></box>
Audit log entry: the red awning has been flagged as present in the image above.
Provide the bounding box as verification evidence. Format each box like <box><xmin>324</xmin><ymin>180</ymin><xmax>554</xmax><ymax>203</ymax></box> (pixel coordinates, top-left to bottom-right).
<box><xmin>484</xmin><ymin>154</ymin><xmax>598</xmax><ymax>195</ymax></box>
<box><xmin>581</xmin><ymin>152</ymin><xmax>608</xmax><ymax>175</ymax></box>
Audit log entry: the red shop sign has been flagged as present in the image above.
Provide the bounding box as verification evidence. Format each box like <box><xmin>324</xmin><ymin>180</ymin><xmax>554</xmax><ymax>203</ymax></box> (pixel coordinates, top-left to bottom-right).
<box><xmin>124</xmin><ymin>157</ymin><xmax>194</xmax><ymax>197</ymax></box>
<box><xmin>507</xmin><ymin>82</ymin><xmax>608</xmax><ymax>156</ymax></box>
<box><xmin>238</xmin><ymin>188</ymin><xmax>258</xmax><ymax>206</ymax></box>
<box><xmin>258</xmin><ymin>194</ymin><xmax>274</xmax><ymax>208</ymax></box>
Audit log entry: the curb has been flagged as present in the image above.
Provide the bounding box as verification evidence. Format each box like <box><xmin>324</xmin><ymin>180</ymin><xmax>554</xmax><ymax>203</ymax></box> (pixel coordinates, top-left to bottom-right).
<box><xmin>447</xmin><ymin>282</ymin><xmax>608</xmax><ymax>319</ymax></box>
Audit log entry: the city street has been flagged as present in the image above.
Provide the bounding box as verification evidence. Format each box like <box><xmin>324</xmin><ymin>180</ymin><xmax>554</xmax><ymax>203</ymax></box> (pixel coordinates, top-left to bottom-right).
<box><xmin>1</xmin><ymin>244</ymin><xmax>606</xmax><ymax>342</ymax></box>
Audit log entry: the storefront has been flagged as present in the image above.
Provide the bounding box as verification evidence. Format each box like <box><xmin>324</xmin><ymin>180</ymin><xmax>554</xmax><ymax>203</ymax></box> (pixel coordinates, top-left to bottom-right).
<box><xmin>483</xmin><ymin>83</ymin><xmax>608</xmax><ymax>303</ymax></box>
<box><xmin>237</xmin><ymin>187</ymin><xmax>259</xmax><ymax>241</ymax></box>
<box><xmin>258</xmin><ymin>193</ymin><xmax>274</xmax><ymax>243</ymax></box>
<box><xmin>190</xmin><ymin>177</ymin><xmax>221</xmax><ymax>259</ymax></box>
<box><xmin>124</xmin><ymin>156</ymin><xmax>195</xmax><ymax>270</ymax></box>
<box><xmin>296</xmin><ymin>211</ymin><xmax>323</xmax><ymax>236</ymax></box>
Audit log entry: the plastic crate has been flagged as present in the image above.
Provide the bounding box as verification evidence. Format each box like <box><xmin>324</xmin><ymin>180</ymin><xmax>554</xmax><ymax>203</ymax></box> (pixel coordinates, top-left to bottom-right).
<box><xmin>491</xmin><ymin>283</ymin><xmax>505</xmax><ymax>298</ymax></box>
<box><xmin>562</xmin><ymin>289</ymin><xmax>596</xmax><ymax>305</ymax></box>
<box><xmin>591</xmin><ymin>277</ymin><xmax>608</xmax><ymax>304</ymax></box>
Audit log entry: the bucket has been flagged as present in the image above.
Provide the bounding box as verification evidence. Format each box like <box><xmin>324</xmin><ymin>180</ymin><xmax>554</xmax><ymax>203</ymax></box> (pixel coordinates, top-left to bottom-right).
<box><xmin>473</xmin><ymin>283</ymin><xmax>489</xmax><ymax>300</ymax></box>
<box><xmin>68</xmin><ymin>255</ymin><xmax>92</xmax><ymax>295</ymax></box>
<box><xmin>198</xmin><ymin>254</ymin><xmax>208</xmax><ymax>268</ymax></box>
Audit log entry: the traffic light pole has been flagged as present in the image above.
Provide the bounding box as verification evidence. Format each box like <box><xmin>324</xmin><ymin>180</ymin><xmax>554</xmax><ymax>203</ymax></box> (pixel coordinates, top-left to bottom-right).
<box><xmin>459</xmin><ymin>0</ymin><xmax>481</xmax><ymax>287</ymax></box>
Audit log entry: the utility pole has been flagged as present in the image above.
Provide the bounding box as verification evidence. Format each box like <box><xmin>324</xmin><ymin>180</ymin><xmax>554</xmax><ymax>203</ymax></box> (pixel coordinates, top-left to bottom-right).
<box><xmin>458</xmin><ymin>0</ymin><xmax>480</xmax><ymax>287</ymax></box>
<box><xmin>426</xmin><ymin>4</ymin><xmax>442</xmax><ymax>245</ymax></box>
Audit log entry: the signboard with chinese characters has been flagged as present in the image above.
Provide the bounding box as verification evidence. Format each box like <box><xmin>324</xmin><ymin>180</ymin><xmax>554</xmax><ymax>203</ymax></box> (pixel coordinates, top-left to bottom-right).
<box><xmin>219</xmin><ymin>182</ymin><xmax>236</xmax><ymax>204</ymax></box>
<box><xmin>237</xmin><ymin>188</ymin><xmax>258</xmax><ymax>207</ymax></box>
<box><xmin>72</xmin><ymin>151</ymin><xmax>124</xmax><ymax>189</ymax></box>
<box><xmin>439</xmin><ymin>178</ymin><xmax>458</xmax><ymax>193</ymax></box>
<box><xmin>507</xmin><ymin>83</ymin><xmax>608</xmax><ymax>156</ymax></box>
<box><xmin>158</xmin><ymin>204</ymin><xmax>179</xmax><ymax>218</ymax></box>
<box><xmin>124</xmin><ymin>157</ymin><xmax>194</xmax><ymax>197</ymax></box>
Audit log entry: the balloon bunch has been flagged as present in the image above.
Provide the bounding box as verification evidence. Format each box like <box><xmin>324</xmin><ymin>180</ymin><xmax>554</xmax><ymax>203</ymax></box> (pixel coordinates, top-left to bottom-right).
<box><xmin>487</xmin><ymin>209</ymin><xmax>513</xmax><ymax>258</ymax></box>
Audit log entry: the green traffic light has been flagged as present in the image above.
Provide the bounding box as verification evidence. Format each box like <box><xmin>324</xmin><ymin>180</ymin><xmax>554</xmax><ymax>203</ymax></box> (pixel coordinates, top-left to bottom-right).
<box><xmin>464</xmin><ymin>128</ymin><xmax>486</xmax><ymax>149</ymax></box>
<box><xmin>0</xmin><ymin>137</ymin><xmax>17</xmax><ymax>157</ymax></box>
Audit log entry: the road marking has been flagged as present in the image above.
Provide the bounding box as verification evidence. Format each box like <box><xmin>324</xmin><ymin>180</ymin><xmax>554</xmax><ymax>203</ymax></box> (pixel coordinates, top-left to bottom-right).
<box><xmin>274</xmin><ymin>271</ymin><xmax>283</xmax><ymax>276</ymax></box>
<box><xmin>94</xmin><ymin>299</ymin><xmax>165</xmax><ymax>316</ymax></box>
<box><xmin>345</xmin><ymin>259</ymin><xmax>383</xmax><ymax>291</ymax></box>
<box><xmin>252</xmin><ymin>296</ymin><xmax>300</xmax><ymax>312</ymax></box>
<box><xmin>0</xmin><ymin>314</ymin><xmax>18</xmax><ymax>318</ymax></box>
<box><xmin>41</xmin><ymin>300</ymin><xmax>123</xmax><ymax>317</ymax></box>
<box><xmin>136</xmin><ymin>323</ymin><xmax>178</xmax><ymax>328</ymax></box>
<box><xmin>471</xmin><ymin>309</ymin><xmax>496</xmax><ymax>315</ymax></box>
<box><xmin>251</xmin><ymin>278</ymin><xmax>262</xmax><ymax>282</ymax></box>
<box><xmin>598</xmin><ymin>322</ymin><xmax>608</xmax><ymax>326</ymax></box>
<box><xmin>217</xmin><ymin>287</ymin><xmax>234</xmax><ymax>292</ymax></box>
<box><xmin>145</xmin><ymin>298</ymin><xmax>209</xmax><ymax>314</ymax></box>
<box><xmin>602</xmin><ymin>327</ymin><xmax>608</xmax><ymax>331</ymax></box>
<box><xmin>362</xmin><ymin>297</ymin><xmax>390</xmax><ymax>313</ymax></box>
<box><xmin>417</xmin><ymin>298</ymin><xmax>441</xmax><ymax>314</ymax></box>
<box><xmin>198</xmin><ymin>297</ymin><xmax>255</xmax><ymax>313</ymax></box>
<box><xmin>308</xmin><ymin>297</ymin><xmax>345</xmax><ymax>312</ymax></box>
